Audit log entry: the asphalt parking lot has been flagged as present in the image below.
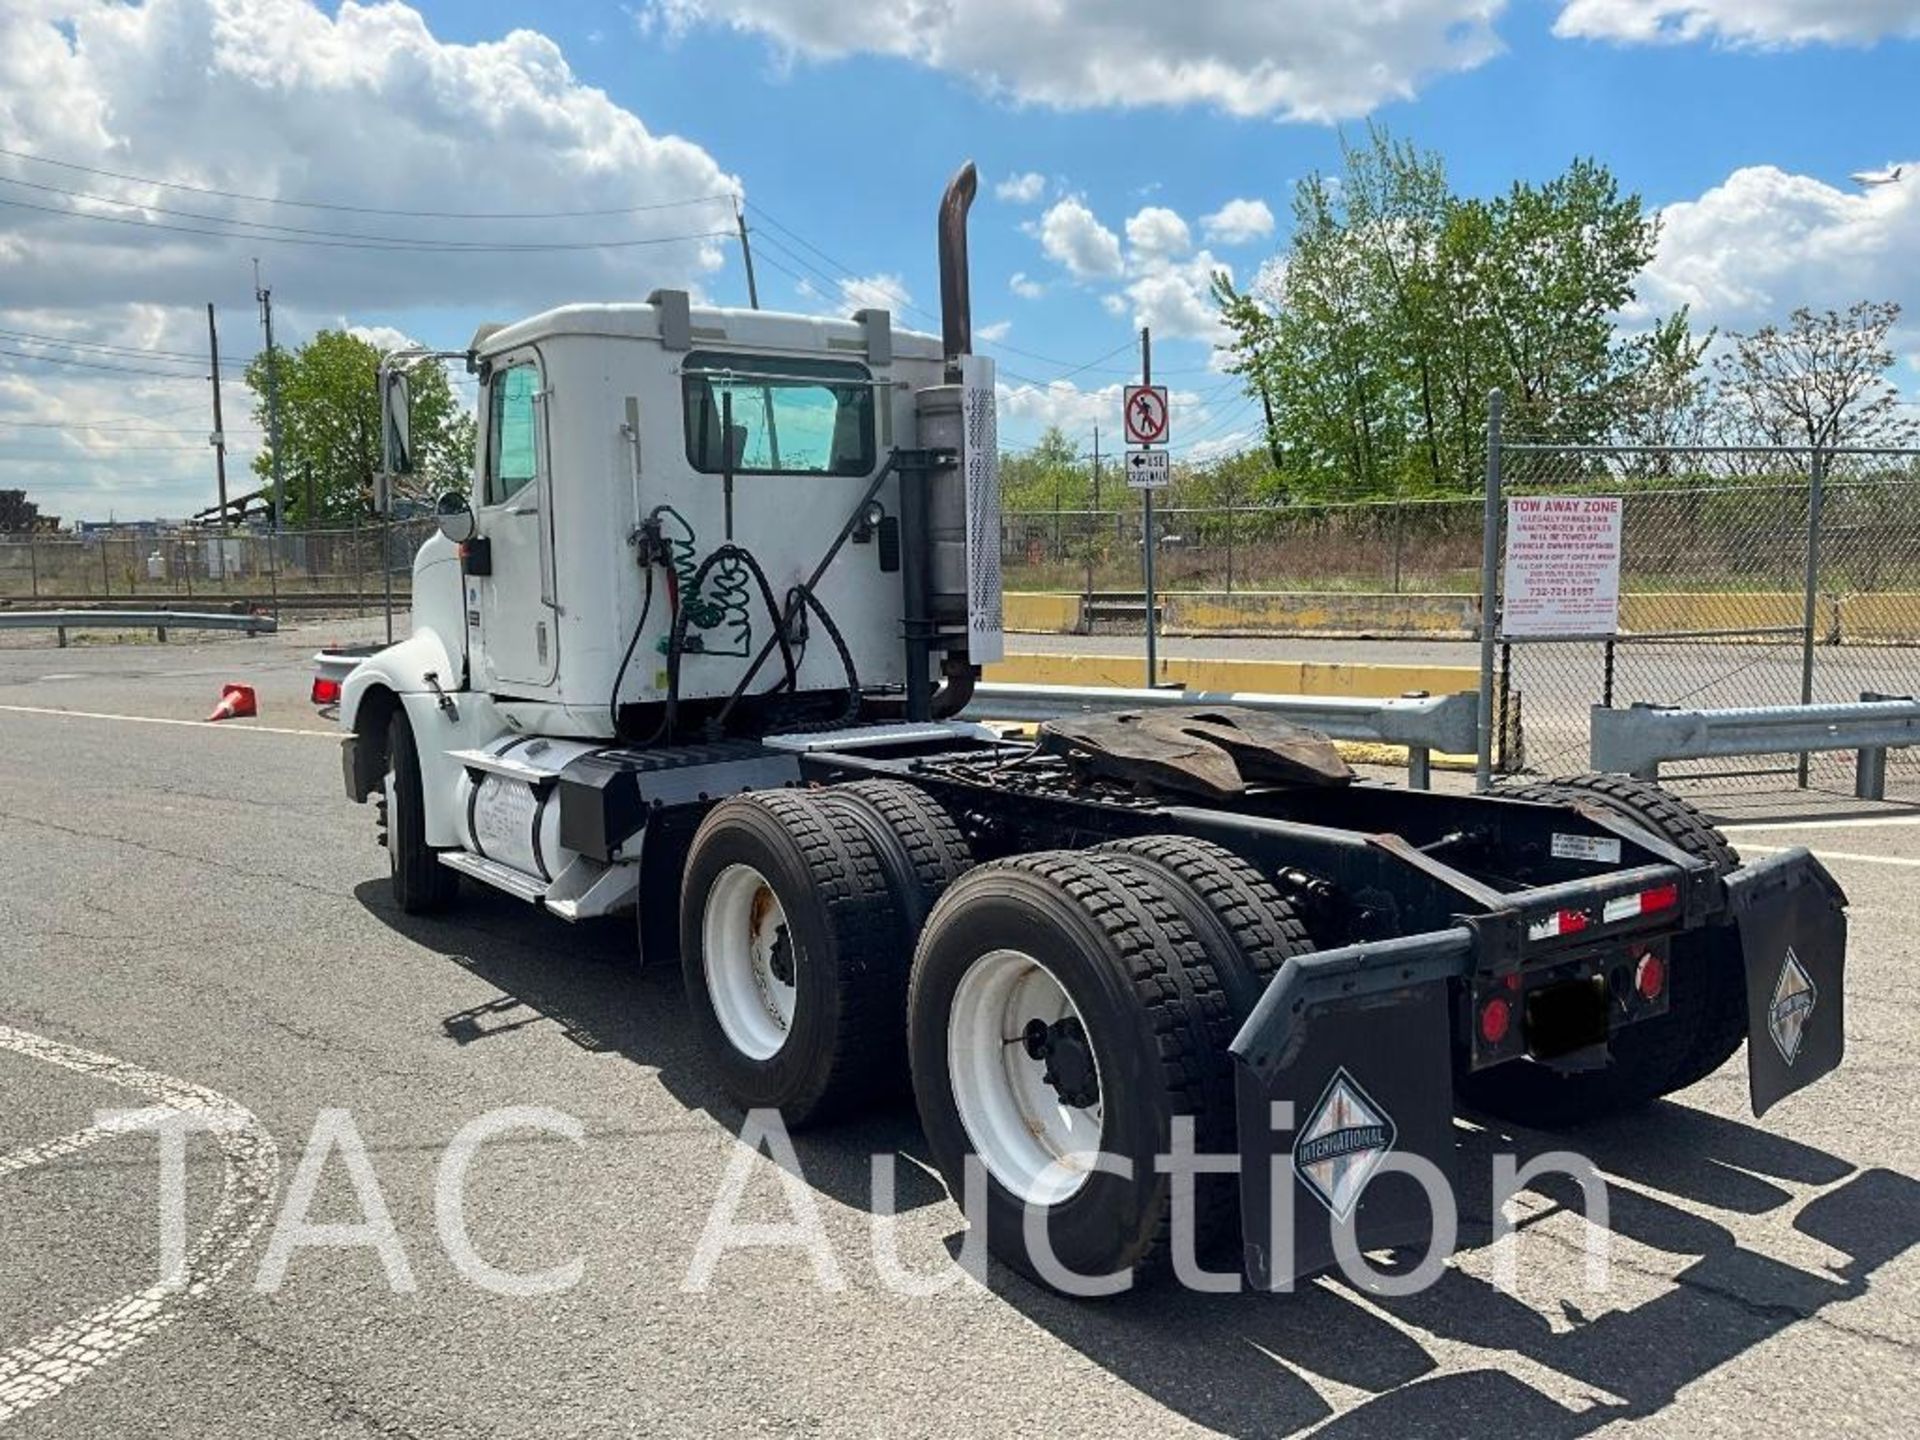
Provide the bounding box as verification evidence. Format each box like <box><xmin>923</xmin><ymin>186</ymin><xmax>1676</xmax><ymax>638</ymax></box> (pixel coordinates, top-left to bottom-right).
<box><xmin>2</xmin><ymin>621</ymin><xmax>1917</xmax><ymax>1438</ymax></box>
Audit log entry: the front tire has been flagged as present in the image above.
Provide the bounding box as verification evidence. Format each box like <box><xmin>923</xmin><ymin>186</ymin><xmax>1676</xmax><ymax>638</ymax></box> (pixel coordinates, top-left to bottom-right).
<box><xmin>384</xmin><ymin>709</ymin><xmax>458</xmax><ymax>916</ymax></box>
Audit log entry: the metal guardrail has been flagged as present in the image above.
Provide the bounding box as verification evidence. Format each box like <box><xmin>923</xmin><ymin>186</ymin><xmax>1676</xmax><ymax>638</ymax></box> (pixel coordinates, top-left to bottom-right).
<box><xmin>966</xmin><ymin>682</ymin><xmax>1479</xmax><ymax>789</ymax></box>
<box><xmin>0</xmin><ymin>609</ymin><xmax>277</xmax><ymax>647</ymax></box>
<box><xmin>1591</xmin><ymin>695</ymin><xmax>1920</xmax><ymax>800</ymax></box>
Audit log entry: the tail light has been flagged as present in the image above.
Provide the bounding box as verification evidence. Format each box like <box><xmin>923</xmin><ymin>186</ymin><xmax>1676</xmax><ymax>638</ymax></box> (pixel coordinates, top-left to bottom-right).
<box><xmin>1635</xmin><ymin>952</ymin><xmax>1667</xmax><ymax>1000</ymax></box>
<box><xmin>1479</xmin><ymin>995</ymin><xmax>1512</xmax><ymax>1045</ymax></box>
<box><xmin>311</xmin><ymin>676</ymin><xmax>341</xmax><ymax>706</ymax></box>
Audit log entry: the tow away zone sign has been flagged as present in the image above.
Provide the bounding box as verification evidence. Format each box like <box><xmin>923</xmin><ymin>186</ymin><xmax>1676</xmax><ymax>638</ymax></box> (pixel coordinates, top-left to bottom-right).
<box><xmin>1502</xmin><ymin>495</ymin><xmax>1623</xmax><ymax>638</ymax></box>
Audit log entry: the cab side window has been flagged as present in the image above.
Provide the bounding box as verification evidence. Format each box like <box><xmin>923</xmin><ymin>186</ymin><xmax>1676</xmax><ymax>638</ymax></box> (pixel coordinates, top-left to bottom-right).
<box><xmin>487</xmin><ymin>366</ymin><xmax>539</xmax><ymax>503</ymax></box>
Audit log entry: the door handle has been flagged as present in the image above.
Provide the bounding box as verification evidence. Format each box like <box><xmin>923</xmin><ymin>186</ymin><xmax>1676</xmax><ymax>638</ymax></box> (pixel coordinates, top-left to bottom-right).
<box><xmin>506</xmin><ymin>504</ymin><xmax>537</xmax><ymax>516</ymax></box>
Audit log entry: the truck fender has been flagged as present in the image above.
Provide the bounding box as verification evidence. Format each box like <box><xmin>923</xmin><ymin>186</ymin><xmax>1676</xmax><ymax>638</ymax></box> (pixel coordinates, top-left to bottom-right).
<box><xmin>338</xmin><ymin>628</ymin><xmax>461</xmax><ymax>806</ymax></box>
<box><xmin>340</xmin><ymin>628</ymin><xmax>459</xmax><ymax>736</ymax></box>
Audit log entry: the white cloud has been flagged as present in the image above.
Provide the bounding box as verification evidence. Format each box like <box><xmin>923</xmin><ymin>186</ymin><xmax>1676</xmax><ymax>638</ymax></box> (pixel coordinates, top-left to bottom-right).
<box><xmin>1200</xmin><ymin>198</ymin><xmax>1276</xmax><ymax>246</ymax></box>
<box><xmin>1124</xmin><ymin>206</ymin><xmax>1192</xmax><ymax>263</ymax></box>
<box><xmin>1123</xmin><ymin>250</ymin><xmax>1232</xmax><ymax>345</ymax></box>
<box><xmin>0</xmin><ymin>0</ymin><xmax>740</xmax><ymax>519</ymax></box>
<box><xmin>653</xmin><ymin>0</ymin><xmax>1508</xmax><ymax>122</ymax></box>
<box><xmin>1038</xmin><ymin>198</ymin><xmax>1124</xmax><ymax>280</ymax></box>
<box><xmin>1009</xmin><ymin>271</ymin><xmax>1045</xmax><ymax>300</ymax></box>
<box><xmin>975</xmin><ymin>319</ymin><xmax>1012</xmax><ymax>342</ymax></box>
<box><xmin>995</xmin><ymin>171</ymin><xmax>1047</xmax><ymax>205</ymax></box>
<box><xmin>998</xmin><ymin>376</ymin><xmax>1206</xmax><ymax>439</ymax></box>
<box><xmin>1554</xmin><ymin>0</ymin><xmax>1920</xmax><ymax>46</ymax></box>
<box><xmin>1634</xmin><ymin>162</ymin><xmax>1920</xmax><ymax>343</ymax></box>
<box><xmin>837</xmin><ymin>272</ymin><xmax>912</xmax><ymax>312</ymax></box>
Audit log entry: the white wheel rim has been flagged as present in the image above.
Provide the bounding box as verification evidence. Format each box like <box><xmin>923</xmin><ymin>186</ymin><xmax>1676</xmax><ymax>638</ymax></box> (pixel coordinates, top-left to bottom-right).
<box><xmin>703</xmin><ymin>864</ymin><xmax>798</xmax><ymax>1061</ymax></box>
<box><xmin>383</xmin><ymin>768</ymin><xmax>398</xmax><ymax>876</ymax></box>
<box><xmin>947</xmin><ymin>949</ymin><xmax>1104</xmax><ymax>1207</ymax></box>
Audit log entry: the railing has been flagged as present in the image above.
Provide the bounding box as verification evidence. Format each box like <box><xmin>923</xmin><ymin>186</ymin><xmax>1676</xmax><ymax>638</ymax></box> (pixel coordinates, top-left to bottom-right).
<box><xmin>0</xmin><ymin>609</ymin><xmax>277</xmax><ymax>647</ymax></box>
<box><xmin>1589</xmin><ymin>695</ymin><xmax>1920</xmax><ymax>800</ymax></box>
<box><xmin>966</xmin><ymin>682</ymin><xmax>1478</xmax><ymax>789</ymax></box>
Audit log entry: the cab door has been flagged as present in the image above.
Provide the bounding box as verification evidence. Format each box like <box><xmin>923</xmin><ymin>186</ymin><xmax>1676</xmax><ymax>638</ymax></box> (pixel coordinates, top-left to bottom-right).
<box><xmin>475</xmin><ymin>358</ymin><xmax>558</xmax><ymax>690</ymax></box>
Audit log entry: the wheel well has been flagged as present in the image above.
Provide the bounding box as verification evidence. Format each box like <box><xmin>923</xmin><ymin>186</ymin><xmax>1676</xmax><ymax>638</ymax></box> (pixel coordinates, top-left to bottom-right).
<box><xmin>350</xmin><ymin>684</ymin><xmax>401</xmax><ymax>800</ymax></box>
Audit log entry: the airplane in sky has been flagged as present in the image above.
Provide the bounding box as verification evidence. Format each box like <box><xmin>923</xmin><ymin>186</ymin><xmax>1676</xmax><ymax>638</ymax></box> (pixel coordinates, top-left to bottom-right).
<box><xmin>1850</xmin><ymin>165</ymin><xmax>1904</xmax><ymax>187</ymax></box>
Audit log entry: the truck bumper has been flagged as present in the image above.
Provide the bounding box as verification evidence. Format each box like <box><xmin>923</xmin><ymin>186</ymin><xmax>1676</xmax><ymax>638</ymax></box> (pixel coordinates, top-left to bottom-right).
<box><xmin>1228</xmin><ymin>845</ymin><xmax>1847</xmax><ymax>1290</ymax></box>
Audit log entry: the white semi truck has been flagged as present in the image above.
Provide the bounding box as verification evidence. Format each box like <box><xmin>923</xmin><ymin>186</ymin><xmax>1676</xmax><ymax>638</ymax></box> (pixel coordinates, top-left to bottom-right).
<box><xmin>338</xmin><ymin>164</ymin><xmax>1849</xmax><ymax>1291</ymax></box>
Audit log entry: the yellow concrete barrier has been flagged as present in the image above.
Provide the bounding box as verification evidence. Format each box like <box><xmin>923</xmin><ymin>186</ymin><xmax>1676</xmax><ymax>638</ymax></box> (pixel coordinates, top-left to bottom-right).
<box><xmin>1839</xmin><ymin>593</ymin><xmax>1920</xmax><ymax>645</ymax></box>
<box><xmin>1003</xmin><ymin>591</ymin><xmax>1083</xmax><ymax>634</ymax></box>
<box><xmin>1166</xmin><ymin>592</ymin><xmax>1479</xmax><ymax>638</ymax></box>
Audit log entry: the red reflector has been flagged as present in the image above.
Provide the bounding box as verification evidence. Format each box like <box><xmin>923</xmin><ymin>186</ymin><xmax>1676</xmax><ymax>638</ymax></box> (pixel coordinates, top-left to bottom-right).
<box><xmin>311</xmin><ymin>676</ymin><xmax>341</xmax><ymax>705</ymax></box>
<box><xmin>1636</xmin><ymin>953</ymin><xmax>1667</xmax><ymax>1000</ymax></box>
<box><xmin>1558</xmin><ymin>907</ymin><xmax>1590</xmax><ymax>935</ymax></box>
<box><xmin>1641</xmin><ymin>883</ymin><xmax>1679</xmax><ymax>914</ymax></box>
<box><xmin>1480</xmin><ymin>996</ymin><xmax>1512</xmax><ymax>1045</ymax></box>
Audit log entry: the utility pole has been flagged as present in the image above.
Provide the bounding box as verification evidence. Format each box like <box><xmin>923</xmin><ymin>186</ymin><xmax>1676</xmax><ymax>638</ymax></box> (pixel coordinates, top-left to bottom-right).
<box><xmin>1141</xmin><ymin>325</ymin><xmax>1157</xmax><ymax>687</ymax></box>
<box><xmin>1086</xmin><ymin>424</ymin><xmax>1101</xmax><ymax>597</ymax></box>
<box><xmin>734</xmin><ymin>196</ymin><xmax>760</xmax><ymax>310</ymax></box>
<box><xmin>206</xmin><ymin>303</ymin><xmax>228</xmax><ymax>518</ymax></box>
<box><xmin>254</xmin><ymin>261</ymin><xmax>286</xmax><ymax>529</ymax></box>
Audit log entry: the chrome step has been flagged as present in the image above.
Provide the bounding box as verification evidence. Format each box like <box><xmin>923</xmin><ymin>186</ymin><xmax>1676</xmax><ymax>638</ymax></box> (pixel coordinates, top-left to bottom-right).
<box><xmin>437</xmin><ymin>849</ymin><xmax>548</xmax><ymax>902</ymax></box>
<box><xmin>446</xmin><ymin>746</ymin><xmax>566</xmax><ymax>784</ymax></box>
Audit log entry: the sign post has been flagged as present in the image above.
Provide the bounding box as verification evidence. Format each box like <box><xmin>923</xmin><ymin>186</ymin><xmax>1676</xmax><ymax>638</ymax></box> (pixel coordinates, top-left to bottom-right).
<box><xmin>1129</xmin><ymin>333</ymin><xmax>1168</xmax><ymax>685</ymax></box>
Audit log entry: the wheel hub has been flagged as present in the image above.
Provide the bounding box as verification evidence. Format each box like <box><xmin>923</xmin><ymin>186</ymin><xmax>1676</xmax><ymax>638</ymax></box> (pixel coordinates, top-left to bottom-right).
<box><xmin>1022</xmin><ymin>1015</ymin><xmax>1100</xmax><ymax>1109</ymax></box>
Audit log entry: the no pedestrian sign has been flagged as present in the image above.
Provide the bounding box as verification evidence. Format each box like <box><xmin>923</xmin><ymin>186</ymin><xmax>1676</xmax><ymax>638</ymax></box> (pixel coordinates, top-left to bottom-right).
<box><xmin>1501</xmin><ymin>495</ymin><xmax>1624</xmax><ymax>638</ymax></box>
<box><xmin>1123</xmin><ymin>385</ymin><xmax>1169</xmax><ymax>445</ymax></box>
<box><xmin>1126</xmin><ymin>448</ymin><xmax>1171</xmax><ymax>489</ymax></box>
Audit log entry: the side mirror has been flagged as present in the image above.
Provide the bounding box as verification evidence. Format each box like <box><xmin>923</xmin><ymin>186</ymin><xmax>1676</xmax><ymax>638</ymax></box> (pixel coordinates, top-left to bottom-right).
<box><xmin>434</xmin><ymin>491</ymin><xmax>476</xmax><ymax>544</ymax></box>
<box><xmin>381</xmin><ymin>369</ymin><xmax>414</xmax><ymax>477</ymax></box>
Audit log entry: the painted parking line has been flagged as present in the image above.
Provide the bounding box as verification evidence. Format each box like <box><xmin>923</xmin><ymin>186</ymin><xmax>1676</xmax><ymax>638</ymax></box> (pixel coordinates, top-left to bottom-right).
<box><xmin>0</xmin><ymin>1025</ymin><xmax>280</xmax><ymax>1423</ymax></box>
<box><xmin>0</xmin><ymin>702</ymin><xmax>334</xmax><ymax>738</ymax></box>
<box><xmin>1739</xmin><ymin>843</ymin><xmax>1920</xmax><ymax>869</ymax></box>
<box><xmin>1723</xmin><ymin>814</ymin><xmax>1920</xmax><ymax>834</ymax></box>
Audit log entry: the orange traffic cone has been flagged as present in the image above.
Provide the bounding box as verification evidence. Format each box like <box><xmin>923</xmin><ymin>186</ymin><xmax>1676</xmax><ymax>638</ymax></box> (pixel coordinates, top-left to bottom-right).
<box><xmin>207</xmin><ymin>683</ymin><xmax>258</xmax><ymax>722</ymax></box>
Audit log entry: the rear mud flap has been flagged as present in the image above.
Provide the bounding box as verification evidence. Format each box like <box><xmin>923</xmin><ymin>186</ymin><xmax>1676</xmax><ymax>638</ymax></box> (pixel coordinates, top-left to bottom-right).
<box><xmin>1230</xmin><ymin>932</ymin><xmax>1466</xmax><ymax>1291</ymax></box>
<box><xmin>1725</xmin><ymin>847</ymin><xmax>1848</xmax><ymax>1118</ymax></box>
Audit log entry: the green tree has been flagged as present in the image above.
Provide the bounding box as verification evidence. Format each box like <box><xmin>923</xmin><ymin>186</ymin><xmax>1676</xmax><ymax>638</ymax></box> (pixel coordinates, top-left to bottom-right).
<box><xmin>1714</xmin><ymin>301</ymin><xmax>1918</xmax><ymax>450</ymax></box>
<box><xmin>246</xmin><ymin>330</ymin><xmax>474</xmax><ymax>524</ymax></box>
<box><xmin>1216</xmin><ymin>130</ymin><xmax>1663</xmax><ymax>497</ymax></box>
<box><xmin>998</xmin><ymin>426</ymin><xmax>1088</xmax><ymax>512</ymax></box>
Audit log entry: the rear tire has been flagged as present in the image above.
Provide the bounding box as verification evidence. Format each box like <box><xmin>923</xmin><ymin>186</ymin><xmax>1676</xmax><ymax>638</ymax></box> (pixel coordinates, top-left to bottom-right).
<box><xmin>1459</xmin><ymin>773</ymin><xmax>1745</xmax><ymax>1127</ymax></box>
<box><xmin>814</xmin><ymin>780</ymin><xmax>973</xmax><ymax>931</ymax></box>
<box><xmin>679</xmin><ymin>790</ymin><xmax>901</xmax><ymax>1127</ymax></box>
<box><xmin>1094</xmin><ymin>834</ymin><xmax>1315</xmax><ymax>1020</ymax></box>
<box><xmin>384</xmin><ymin>709</ymin><xmax>458</xmax><ymax>916</ymax></box>
<box><xmin>908</xmin><ymin>852</ymin><xmax>1237</xmax><ymax>1291</ymax></box>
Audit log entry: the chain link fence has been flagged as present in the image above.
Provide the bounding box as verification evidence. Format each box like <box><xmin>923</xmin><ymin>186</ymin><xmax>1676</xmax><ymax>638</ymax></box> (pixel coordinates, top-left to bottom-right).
<box><xmin>1489</xmin><ymin>433</ymin><xmax>1920</xmax><ymax>802</ymax></box>
<box><xmin>1001</xmin><ymin>497</ymin><xmax>1486</xmax><ymax>596</ymax></box>
<box><xmin>0</xmin><ymin>519</ymin><xmax>437</xmax><ymax>610</ymax></box>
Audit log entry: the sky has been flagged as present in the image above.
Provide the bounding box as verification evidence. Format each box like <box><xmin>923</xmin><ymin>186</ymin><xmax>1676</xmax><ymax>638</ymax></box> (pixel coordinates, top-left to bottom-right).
<box><xmin>1</xmin><ymin>0</ymin><xmax>1917</xmax><ymax>522</ymax></box>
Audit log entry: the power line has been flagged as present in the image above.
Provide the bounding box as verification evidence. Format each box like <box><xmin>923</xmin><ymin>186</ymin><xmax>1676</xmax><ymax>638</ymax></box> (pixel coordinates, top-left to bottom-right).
<box><xmin>0</xmin><ymin>444</ymin><xmax>228</xmax><ymax>456</ymax></box>
<box><xmin>0</xmin><ymin>193</ymin><xmax>735</xmax><ymax>254</ymax></box>
<box><xmin>0</xmin><ymin>417</ymin><xmax>258</xmax><ymax>434</ymax></box>
<box><xmin>0</xmin><ymin>346</ymin><xmax>207</xmax><ymax>380</ymax></box>
<box><xmin>0</xmin><ymin>325</ymin><xmax>212</xmax><ymax>363</ymax></box>
<box><xmin>0</xmin><ymin>171</ymin><xmax>727</xmax><ymax>251</ymax></box>
<box><xmin>744</xmin><ymin>201</ymin><xmax>1164</xmax><ymax>387</ymax></box>
<box><xmin>0</xmin><ymin>145</ymin><xmax>737</xmax><ymax>220</ymax></box>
